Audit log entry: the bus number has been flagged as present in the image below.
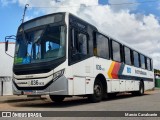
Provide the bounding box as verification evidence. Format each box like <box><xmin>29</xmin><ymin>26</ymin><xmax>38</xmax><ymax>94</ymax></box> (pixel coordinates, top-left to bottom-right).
<box><xmin>96</xmin><ymin>65</ymin><xmax>102</xmax><ymax>70</ymax></box>
<box><xmin>96</xmin><ymin>65</ymin><xmax>105</xmax><ymax>71</ymax></box>
<box><xmin>31</xmin><ymin>80</ymin><xmax>38</xmax><ymax>85</ymax></box>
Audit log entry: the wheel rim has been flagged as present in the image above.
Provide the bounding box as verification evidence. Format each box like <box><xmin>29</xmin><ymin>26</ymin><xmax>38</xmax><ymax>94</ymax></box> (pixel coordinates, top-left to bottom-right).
<box><xmin>140</xmin><ymin>84</ymin><xmax>144</xmax><ymax>94</ymax></box>
<box><xmin>94</xmin><ymin>84</ymin><xmax>102</xmax><ymax>97</ymax></box>
<box><xmin>141</xmin><ymin>86</ymin><xmax>144</xmax><ymax>94</ymax></box>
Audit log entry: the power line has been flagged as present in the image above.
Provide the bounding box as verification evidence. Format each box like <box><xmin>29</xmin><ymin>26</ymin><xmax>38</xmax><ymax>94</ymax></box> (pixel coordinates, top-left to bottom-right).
<box><xmin>28</xmin><ymin>5</ymin><xmax>99</xmax><ymax>9</ymax></box>
<box><xmin>27</xmin><ymin>0</ymin><xmax>160</xmax><ymax>9</ymax></box>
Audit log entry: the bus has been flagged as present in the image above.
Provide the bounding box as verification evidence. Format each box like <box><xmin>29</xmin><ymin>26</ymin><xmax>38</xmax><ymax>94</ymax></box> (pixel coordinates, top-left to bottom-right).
<box><xmin>5</xmin><ymin>12</ymin><xmax>154</xmax><ymax>102</ymax></box>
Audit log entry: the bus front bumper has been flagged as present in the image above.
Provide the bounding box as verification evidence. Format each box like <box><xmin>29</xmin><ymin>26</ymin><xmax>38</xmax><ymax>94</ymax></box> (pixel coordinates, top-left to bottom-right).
<box><xmin>12</xmin><ymin>75</ymin><xmax>69</xmax><ymax>96</ymax></box>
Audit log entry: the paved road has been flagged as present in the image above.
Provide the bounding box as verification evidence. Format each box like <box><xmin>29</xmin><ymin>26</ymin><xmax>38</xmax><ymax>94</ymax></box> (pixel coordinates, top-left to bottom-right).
<box><xmin>0</xmin><ymin>89</ymin><xmax>160</xmax><ymax>120</ymax></box>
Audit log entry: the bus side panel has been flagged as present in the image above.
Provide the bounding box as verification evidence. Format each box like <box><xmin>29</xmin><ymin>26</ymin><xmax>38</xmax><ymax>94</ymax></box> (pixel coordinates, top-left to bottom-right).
<box><xmin>144</xmin><ymin>81</ymin><xmax>154</xmax><ymax>90</ymax></box>
<box><xmin>68</xmin><ymin>78</ymin><xmax>74</xmax><ymax>95</ymax></box>
<box><xmin>119</xmin><ymin>80</ymin><xmax>125</xmax><ymax>91</ymax></box>
<box><xmin>93</xmin><ymin>57</ymin><xmax>112</xmax><ymax>93</ymax></box>
<box><xmin>111</xmin><ymin>80</ymin><xmax>120</xmax><ymax>92</ymax></box>
<box><xmin>70</xmin><ymin>57</ymin><xmax>94</xmax><ymax>95</ymax></box>
<box><xmin>134</xmin><ymin>81</ymin><xmax>140</xmax><ymax>90</ymax></box>
<box><xmin>86</xmin><ymin>77</ymin><xmax>95</xmax><ymax>94</ymax></box>
<box><xmin>107</xmin><ymin>80</ymin><xmax>112</xmax><ymax>93</ymax></box>
<box><xmin>125</xmin><ymin>80</ymin><xmax>134</xmax><ymax>91</ymax></box>
<box><xmin>73</xmin><ymin>77</ymin><xmax>85</xmax><ymax>95</ymax></box>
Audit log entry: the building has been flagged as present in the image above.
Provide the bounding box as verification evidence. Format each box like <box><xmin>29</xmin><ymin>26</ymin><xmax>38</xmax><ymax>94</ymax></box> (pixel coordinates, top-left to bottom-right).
<box><xmin>0</xmin><ymin>42</ymin><xmax>15</xmax><ymax>95</ymax></box>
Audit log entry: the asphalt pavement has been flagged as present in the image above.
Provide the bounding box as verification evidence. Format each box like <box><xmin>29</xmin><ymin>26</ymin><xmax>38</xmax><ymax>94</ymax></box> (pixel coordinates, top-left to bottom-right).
<box><xmin>0</xmin><ymin>88</ymin><xmax>160</xmax><ymax>120</ymax></box>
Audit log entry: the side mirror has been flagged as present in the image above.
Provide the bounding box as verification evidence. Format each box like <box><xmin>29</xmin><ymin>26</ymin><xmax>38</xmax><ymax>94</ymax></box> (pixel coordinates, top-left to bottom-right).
<box><xmin>5</xmin><ymin>35</ymin><xmax>16</xmax><ymax>58</ymax></box>
<box><xmin>5</xmin><ymin>40</ymin><xmax>8</xmax><ymax>52</ymax></box>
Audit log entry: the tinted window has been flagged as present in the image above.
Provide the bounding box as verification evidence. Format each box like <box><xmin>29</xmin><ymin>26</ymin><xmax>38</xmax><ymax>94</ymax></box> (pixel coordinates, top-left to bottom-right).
<box><xmin>133</xmin><ymin>51</ymin><xmax>140</xmax><ymax>67</ymax></box>
<box><xmin>70</xmin><ymin>28</ymin><xmax>88</xmax><ymax>62</ymax></box>
<box><xmin>78</xmin><ymin>33</ymin><xmax>88</xmax><ymax>55</ymax></box>
<box><xmin>23</xmin><ymin>14</ymin><xmax>63</xmax><ymax>31</ymax></box>
<box><xmin>140</xmin><ymin>54</ymin><xmax>145</xmax><ymax>69</ymax></box>
<box><xmin>112</xmin><ymin>40</ymin><xmax>121</xmax><ymax>62</ymax></box>
<box><xmin>96</xmin><ymin>33</ymin><xmax>109</xmax><ymax>59</ymax></box>
<box><xmin>124</xmin><ymin>47</ymin><xmax>131</xmax><ymax>65</ymax></box>
<box><xmin>151</xmin><ymin>59</ymin><xmax>153</xmax><ymax>70</ymax></box>
<box><xmin>147</xmin><ymin>58</ymin><xmax>151</xmax><ymax>70</ymax></box>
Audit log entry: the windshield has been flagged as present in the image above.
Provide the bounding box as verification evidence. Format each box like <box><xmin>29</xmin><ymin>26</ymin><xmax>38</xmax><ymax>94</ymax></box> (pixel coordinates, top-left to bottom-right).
<box><xmin>14</xmin><ymin>25</ymin><xmax>66</xmax><ymax>65</ymax></box>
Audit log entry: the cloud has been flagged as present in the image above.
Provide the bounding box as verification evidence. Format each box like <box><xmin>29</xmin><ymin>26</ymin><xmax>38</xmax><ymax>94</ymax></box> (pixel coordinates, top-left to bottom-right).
<box><xmin>12</xmin><ymin>0</ymin><xmax>160</xmax><ymax>69</ymax></box>
<box><xmin>108</xmin><ymin>0</ymin><xmax>139</xmax><ymax>12</ymax></box>
<box><xmin>0</xmin><ymin>0</ymin><xmax>17</xmax><ymax>6</ymax></box>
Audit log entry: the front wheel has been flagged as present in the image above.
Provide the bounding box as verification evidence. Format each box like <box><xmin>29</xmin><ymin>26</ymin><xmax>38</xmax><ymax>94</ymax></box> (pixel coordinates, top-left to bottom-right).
<box><xmin>108</xmin><ymin>93</ymin><xmax>117</xmax><ymax>98</ymax></box>
<box><xmin>49</xmin><ymin>95</ymin><xmax>65</xmax><ymax>102</ymax></box>
<box><xmin>88</xmin><ymin>80</ymin><xmax>103</xmax><ymax>103</ymax></box>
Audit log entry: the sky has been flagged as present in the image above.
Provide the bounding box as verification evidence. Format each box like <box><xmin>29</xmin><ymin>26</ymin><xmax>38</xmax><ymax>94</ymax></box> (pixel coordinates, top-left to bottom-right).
<box><xmin>0</xmin><ymin>0</ymin><xmax>160</xmax><ymax>69</ymax></box>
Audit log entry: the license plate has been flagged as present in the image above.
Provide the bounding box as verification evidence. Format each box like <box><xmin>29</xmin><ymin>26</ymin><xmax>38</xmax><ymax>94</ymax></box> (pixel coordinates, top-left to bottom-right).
<box><xmin>30</xmin><ymin>80</ymin><xmax>44</xmax><ymax>86</ymax></box>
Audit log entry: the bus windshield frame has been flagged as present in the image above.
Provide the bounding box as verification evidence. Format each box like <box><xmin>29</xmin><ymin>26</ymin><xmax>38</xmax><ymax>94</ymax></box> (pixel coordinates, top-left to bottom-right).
<box><xmin>14</xmin><ymin>13</ymin><xmax>66</xmax><ymax>65</ymax></box>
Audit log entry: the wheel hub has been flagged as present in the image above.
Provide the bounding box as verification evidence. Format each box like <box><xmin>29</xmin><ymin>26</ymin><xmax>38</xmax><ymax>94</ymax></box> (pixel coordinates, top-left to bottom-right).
<box><xmin>94</xmin><ymin>85</ymin><xmax>101</xmax><ymax>96</ymax></box>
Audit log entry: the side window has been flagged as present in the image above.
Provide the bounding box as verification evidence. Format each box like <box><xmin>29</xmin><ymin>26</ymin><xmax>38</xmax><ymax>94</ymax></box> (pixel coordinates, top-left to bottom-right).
<box><xmin>147</xmin><ymin>58</ymin><xmax>151</xmax><ymax>71</ymax></box>
<box><xmin>140</xmin><ymin>54</ymin><xmax>145</xmax><ymax>69</ymax></box>
<box><xmin>133</xmin><ymin>51</ymin><xmax>140</xmax><ymax>67</ymax></box>
<box><xmin>112</xmin><ymin>40</ymin><xmax>121</xmax><ymax>62</ymax></box>
<box><xmin>96</xmin><ymin>33</ymin><xmax>109</xmax><ymax>59</ymax></box>
<box><xmin>151</xmin><ymin>59</ymin><xmax>153</xmax><ymax>71</ymax></box>
<box><xmin>78</xmin><ymin>33</ymin><xmax>88</xmax><ymax>55</ymax></box>
<box><xmin>124</xmin><ymin>47</ymin><xmax>131</xmax><ymax>65</ymax></box>
<box><xmin>70</xmin><ymin>28</ymin><xmax>88</xmax><ymax>62</ymax></box>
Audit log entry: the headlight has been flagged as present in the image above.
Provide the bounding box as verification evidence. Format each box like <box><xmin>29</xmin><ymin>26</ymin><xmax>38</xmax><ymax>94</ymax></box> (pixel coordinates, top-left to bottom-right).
<box><xmin>53</xmin><ymin>69</ymin><xmax>65</xmax><ymax>81</ymax></box>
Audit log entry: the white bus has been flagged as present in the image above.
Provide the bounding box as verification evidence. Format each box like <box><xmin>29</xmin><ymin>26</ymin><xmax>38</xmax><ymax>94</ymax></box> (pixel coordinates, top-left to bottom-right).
<box><xmin>5</xmin><ymin>12</ymin><xmax>154</xmax><ymax>102</ymax></box>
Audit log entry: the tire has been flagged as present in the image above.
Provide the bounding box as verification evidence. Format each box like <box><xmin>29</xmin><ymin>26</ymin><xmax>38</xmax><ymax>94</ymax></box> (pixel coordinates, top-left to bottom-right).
<box><xmin>132</xmin><ymin>81</ymin><xmax>144</xmax><ymax>96</ymax></box>
<box><xmin>49</xmin><ymin>95</ymin><xmax>65</xmax><ymax>102</ymax></box>
<box><xmin>88</xmin><ymin>80</ymin><xmax>103</xmax><ymax>103</ymax></box>
<box><xmin>138</xmin><ymin>81</ymin><xmax>144</xmax><ymax>96</ymax></box>
<box><xmin>108</xmin><ymin>93</ymin><xmax>117</xmax><ymax>98</ymax></box>
<box><xmin>102</xmin><ymin>92</ymin><xmax>109</xmax><ymax>100</ymax></box>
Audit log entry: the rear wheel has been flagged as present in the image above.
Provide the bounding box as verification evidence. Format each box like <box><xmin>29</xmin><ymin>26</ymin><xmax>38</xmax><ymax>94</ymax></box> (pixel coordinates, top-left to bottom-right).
<box><xmin>49</xmin><ymin>95</ymin><xmax>65</xmax><ymax>102</ymax></box>
<box><xmin>88</xmin><ymin>80</ymin><xmax>103</xmax><ymax>103</ymax></box>
<box><xmin>138</xmin><ymin>81</ymin><xmax>144</xmax><ymax>96</ymax></box>
<box><xmin>132</xmin><ymin>81</ymin><xmax>144</xmax><ymax>96</ymax></box>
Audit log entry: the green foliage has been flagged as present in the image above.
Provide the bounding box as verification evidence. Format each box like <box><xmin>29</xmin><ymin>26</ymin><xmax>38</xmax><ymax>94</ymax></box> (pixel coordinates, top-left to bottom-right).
<box><xmin>154</xmin><ymin>69</ymin><xmax>160</xmax><ymax>75</ymax></box>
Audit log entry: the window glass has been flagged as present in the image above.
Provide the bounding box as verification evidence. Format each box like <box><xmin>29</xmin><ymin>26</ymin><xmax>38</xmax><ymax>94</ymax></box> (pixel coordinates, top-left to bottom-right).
<box><xmin>140</xmin><ymin>54</ymin><xmax>145</xmax><ymax>69</ymax></box>
<box><xmin>78</xmin><ymin>33</ymin><xmax>87</xmax><ymax>55</ymax></box>
<box><xmin>124</xmin><ymin>47</ymin><xmax>131</xmax><ymax>65</ymax></box>
<box><xmin>14</xmin><ymin>26</ymin><xmax>65</xmax><ymax>65</ymax></box>
<box><xmin>147</xmin><ymin>58</ymin><xmax>151</xmax><ymax>70</ymax></box>
<box><xmin>112</xmin><ymin>41</ymin><xmax>121</xmax><ymax>62</ymax></box>
<box><xmin>96</xmin><ymin>33</ymin><xmax>109</xmax><ymax>59</ymax></box>
<box><xmin>70</xmin><ymin>28</ymin><xmax>88</xmax><ymax>62</ymax></box>
<box><xmin>150</xmin><ymin>59</ymin><xmax>153</xmax><ymax>70</ymax></box>
<box><xmin>133</xmin><ymin>51</ymin><xmax>140</xmax><ymax>67</ymax></box>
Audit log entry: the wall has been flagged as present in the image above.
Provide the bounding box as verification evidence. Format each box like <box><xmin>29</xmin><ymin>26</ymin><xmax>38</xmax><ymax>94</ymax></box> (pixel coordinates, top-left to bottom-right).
<box><xmin>0</xmin><ymin>42</ymin><xmax>15</xmax><ymax>77</ymax></box>
<box><xmin>0</xmin><ymin>42</ymin><xmax>15</xmax><ymax>95</ymax></box>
